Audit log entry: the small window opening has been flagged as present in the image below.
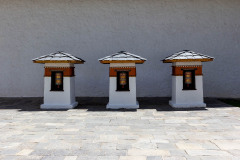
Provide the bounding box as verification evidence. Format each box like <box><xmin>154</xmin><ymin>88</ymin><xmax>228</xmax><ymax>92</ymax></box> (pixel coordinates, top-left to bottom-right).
<box><xmin>183</xmin><ymin>70</ymin><xmax>196</xmax><ymax>90</ymax></box>
<box><xmin>116</xmin><ymin>71</ymin><xmax>129</xmax><ymax>91</ymax></box>
<box><xmin>51</xmin><ymin>71</ymin><xmax>63</xmax><ymax>91</ymax></box>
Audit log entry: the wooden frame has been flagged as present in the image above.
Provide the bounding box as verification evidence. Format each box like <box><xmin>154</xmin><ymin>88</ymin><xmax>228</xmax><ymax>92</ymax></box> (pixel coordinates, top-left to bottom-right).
<box><xmin>182</xmin><ymin>70</ymin><xmax>196</xmax><ymax>90</ymax></box>
<box><xmin>116</xmin><ymin>71</ymin><xmax>130</xmax><ymax>91</ymax></box>
<box><xmin>45</xmin><ymin>67</ymin><xmax>75</xmax><ymax>77</ymax></box>
<box><xmin>172</xmin><ymin>66</ymin><xmax>202</xmax><ymax>76</ymax></box>
<box><xmin>109</xmin><ymin>67</ymin><xmax>136</xmax><ymax>77</ymax></box>
<box><xmin>51</xmin><ymin>71</ymin><xmax>64</xmax><ymax>91</ymax></box>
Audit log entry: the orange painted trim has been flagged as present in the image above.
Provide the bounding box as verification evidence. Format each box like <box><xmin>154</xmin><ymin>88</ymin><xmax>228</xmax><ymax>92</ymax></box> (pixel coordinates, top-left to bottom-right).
<box><xmin>163</xmin><ymin>58</ymin><xmax>213</xmax><ymax>63</ymax></box>
<box><xmin>109</xmin><ymin>67</ymin><xmax>136</xmax><ymax>77</ymax></box>
<box><xmin>172</xmin><ymin>66</ymin><xmax>202</xmax><ymax>76</ymax></box>
<box><xmin>33</xmin><ymin>60</ymin><xmax>84</xmax><ymax>64</ymax></box>
<box><xmin>100</xmin><ymin>60</ymin><xmax>145</xmax><ymax>64</ymax></box>
<box><xmin>44</xmin><ymin>67</ymin><xmax>75</xmax><ymax>77</ymax></box>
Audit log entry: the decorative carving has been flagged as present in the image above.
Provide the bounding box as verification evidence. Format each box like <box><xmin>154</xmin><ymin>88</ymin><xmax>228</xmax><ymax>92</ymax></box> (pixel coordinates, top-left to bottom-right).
<box><xmin>44</xmin><ymin>67</ymin><xmax>75</xmax><ymax>77</ymax></box>
<box><xmin>109</xmin><ymin>67</ymin><xmax>136</xmax><ymax>77</ymax></box>
<box><xmin>172</xmin><ymin>66</ymin><xmax>202</xmax><ymax>76</ymax></box>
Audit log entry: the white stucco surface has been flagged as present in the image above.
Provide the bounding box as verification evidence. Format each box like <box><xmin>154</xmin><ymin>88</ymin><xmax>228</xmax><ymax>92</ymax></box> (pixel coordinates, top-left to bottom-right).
<box><xmin>42</xmin><ymin>77</ymin><xmax>77</xmax><ymax>109</ymax></box>
<box><xmin>0</xmin><ymin>0</ymin><xmax>240</xmax><ymax>97</ymax></box>
<box><xmin>170</xmin><ymin>76</ymin><xmax>206</xmax><ymax>108</ymax></box>
<box><xmin>108</xmin><ymin>77</ymin><xmax>138</xmax><ymax>109</ymax></box>
<box><xmin>107</xmin><ymin>62</ymin><xmax>139</xmax><ymax>109</ymax></box>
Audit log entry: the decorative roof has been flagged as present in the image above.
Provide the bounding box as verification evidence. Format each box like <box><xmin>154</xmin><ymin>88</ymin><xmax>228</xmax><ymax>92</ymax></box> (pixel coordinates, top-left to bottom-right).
<box><xmin>99</xmin><ymin>51</ymin><xmax>146</xmax><ymax>64</ymax></box>
<box><xmin>32</xmin><ymin>51</ymin><xmax>85</xmax><ymax>64</ymax></box>
<box><xmin>162</xmin><ymin>50</ymin><xmax>214</xmax><ymax>63</ymax></box>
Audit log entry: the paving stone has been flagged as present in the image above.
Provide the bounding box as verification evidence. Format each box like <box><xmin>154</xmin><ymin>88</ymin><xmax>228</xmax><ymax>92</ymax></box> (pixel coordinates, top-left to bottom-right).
<box><xmin>212</xmin><ymin>140</ymin><xmax>240</xmax><ymax>150</ymax></box>
<box><xmin>147</xmin><ymin>156</ymin><xmax>163</xmax><ymax>160</ymax></box>
<box><xmin>199</xmin><ymin>156</ymin><xmax>239</xmax><ymax>160</ymax></box>
<box><xmin>0</xmin><ymin>98</ymin><xmax>240</xmax><ymax>159</ymax></box>
<box><xmin>41</xmin><ymin>156</ymin><xmax>65</xmax><ymax>160</ymax></box>
<box><xmin>16</xmin><ymin>149</ymin><xmax>33</xmax><ymax>156</ymax></box>
<box><xmin>98</xmin><ymin>149</ymin><xmax>127</xmax><ymax>156</ymax></box>
<box><xmin>132</xmin><ymin>142</ymin><xmax>157</xmax><ymax>149</ymax></box>
<box><xmin>128</xmin><ymin>149</ymin><xmax>170</xmax><ymax>156</ymax></box>
<box><xmin>151</xmin><ymin>139</ymin><xmax>170</xmax><ymax>144</ymax></box>
<box><xmin>16</xmin><ymin>155</ymin><xmax>43</xmax><ymax>160</ymax></box>
<box><xmin>97</xmin><ymin>156</ymin><xmax>119</xmax><ymax>160</ymax></box>
<box><xmin>185</xmin><ymin>149</ymin><xmax>231</xmax><ymax>156</ymax></box>
<box><xmin>76</xmin><ymin>156</ymin><xmax>98</xmax><ymax>160</ymax></box>
<box><xmin>176</xmin><ymin>142</ymin><xmax>203</xmax><ymax>150</ymax></box>
<box><xmin>0</xmin><ymin>148</ymin><xmax>21</xmax><ymax>155</ymax></box>
<box><xmin>64</xmin><ymin>156</ymin><xmax>78</xmax><ymax>160</ymax></box>
<box><xmin>168</xmin><ymin>149</ymin><xmax>187</xmax><ymax>156</ymax></box>
<box><xmin>116</xmin><ymin>144</ymin><xmax>132</xmax><ymax>150</ymax></box>
<box><xmin>157</xmin><ymin>143</ymin><xmax>177</xmax><ymax>150</ymax></box>
<box><xmin>30</xmin><ymin>149</ymin><xmax>52</xmax><ymax>156</ymax></box>
<box><xmin>182</xmin><ymin>156</ymin><xmax>201</xmax><ymax>160</ymax></box>
<box><xmin>1</xmin><ymin>156</ymin><xmax>19</xmax><ymax>160</ymax></box>
<box><xmin>162</xmin><ymin>157</ymin><xmax>186</xmax><ymax>160</ymax></box>
<box><xmin>227</xmin><ymin>150</ymin><xmax>240</xmax><ymax>156</ymax></box>
<box><xmin>119</xmin><ymin>156</ymin><xmax>147</xmax><ymax>160</ymax></box>
<box><xmin>100</xmin><ymin>143</ymin><xmax>117</xmax><ymax>149</ymax></box>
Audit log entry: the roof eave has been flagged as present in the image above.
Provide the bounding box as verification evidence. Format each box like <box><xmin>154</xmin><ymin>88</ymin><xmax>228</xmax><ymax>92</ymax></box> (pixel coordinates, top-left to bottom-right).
<box><xmin>162</xmin><ymin>58</ymin><xmax>214</xmax><ymax>63</ymax></box>
<box><xmin>99</xmin><ymin>60</ymin><xmax>146</xmax><ymax>64</ymax></box>
<box><xmin>32</xmin><ymin>60</ymin><xmax>85</xmax><ymax>64</ymax></box>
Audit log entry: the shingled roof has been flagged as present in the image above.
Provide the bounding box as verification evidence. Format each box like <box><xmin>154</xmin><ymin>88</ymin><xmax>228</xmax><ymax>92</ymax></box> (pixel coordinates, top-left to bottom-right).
<box><xmin>99</xmin><ymin>51</ymin><xmax>146</xmax><ymax>64</ymax></box>
<box><xmin>163</xmin><ymin>50</ymin><xmax>214</xmax><ymax>63</ymax></box>
<box><xmin>33</xmin><ymin>51</ymin><xmax>85</xmax><ymax>64</ymax></box>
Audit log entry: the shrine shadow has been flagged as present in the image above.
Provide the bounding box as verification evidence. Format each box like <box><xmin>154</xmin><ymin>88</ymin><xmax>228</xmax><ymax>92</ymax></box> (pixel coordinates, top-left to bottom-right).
<box><xmin>0</xmin><ymin>97</ymin><xmax>231</xmax><ymax>112</ymax></box>
<box><xmin>75</xmin><ymin>97</ymin><xmax>208</xmax><ymax>112</ymax></box>
<box><xmin>0</xmin><ymin>97</ymin><xmax>68</xmax><ymax>111</ymax></box>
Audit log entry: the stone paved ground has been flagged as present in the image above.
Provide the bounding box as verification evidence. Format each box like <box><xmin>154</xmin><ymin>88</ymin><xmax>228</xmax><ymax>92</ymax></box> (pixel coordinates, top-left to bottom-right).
<box><xmin>0</xmin><ymin>98</ymin><xmax>240</xmax><ymax>160</ymax></box>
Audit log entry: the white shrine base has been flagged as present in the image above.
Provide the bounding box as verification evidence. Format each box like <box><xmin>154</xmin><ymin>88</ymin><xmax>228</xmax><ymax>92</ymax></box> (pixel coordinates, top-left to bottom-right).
<box><xmin>169</xmin><ymin>100</ymin><xmax>206</xmax><ymax>108</ymax></box>
<box><xmin>42</xmin><ymin>77</ymin><xmax>77</xmax><ymax>109</ymax></box>
<box><xmin>107</xmin><ymin>101</ymin><xmax>139</xmax><ymax>109</ymax></box>
<box><xmin>170</xmin><ymin>75</ymin><xmax>206</xmax><ymax>108</ymax></box>
<box><xmin>108</xmin><ymin>76</ymin><xmax>138</xmax><ymax>109</ymax></box>
<box><xmin>41</xmin><ymin>101</ymin><xmax>78</xmax><ymax>109</ymax></box>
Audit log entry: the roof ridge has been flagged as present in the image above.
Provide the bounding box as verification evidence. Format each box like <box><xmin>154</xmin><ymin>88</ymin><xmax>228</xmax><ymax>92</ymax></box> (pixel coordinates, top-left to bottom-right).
<box><xmin>32</xmin><ymin>51</ymin><xmax>85</xmax><ymax>63</ymax></box>
<box><xmin>59</xmin><ymin>51</ymin><xmax>74</xmax><ymax>58</ymax></box>
<box><xmin>32</xmin><ymin>54</ymin><xmax>50</xmax><ymax>60</ymax></box>
<box><xmin>162</xmin><ymin>50</ymin><xmax>214</xmax><ymax>62</ymax></box>
<box><xmin>196</xmin><ymin>52</ymin><xmax>214</xmax><ymax>59</ymax></box>
<box><xmin>59</xmin><ymin>51</ymin><xmax>85</xmax><ymax>62</ymax></box>
<box><xmin>99</xmin><ymin>51</ymin><xmax>147</xmax><ymax>61</ymax></box>
<box><xmin>125</xmin><ymin>52</ymin><xmax>144</xmax><ymax>59</ymax></box>
<box><xmin>164</xmin><ymin>50</ymin><xmax>184</xmax><ymax>60</ymax></box>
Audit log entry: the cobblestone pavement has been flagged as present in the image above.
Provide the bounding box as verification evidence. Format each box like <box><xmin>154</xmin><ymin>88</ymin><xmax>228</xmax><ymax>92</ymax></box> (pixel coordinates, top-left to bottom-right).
<box><xmin>0</xmin><ymin>98</ymin><xmax>240</xmax><ymax>160</ymax></box>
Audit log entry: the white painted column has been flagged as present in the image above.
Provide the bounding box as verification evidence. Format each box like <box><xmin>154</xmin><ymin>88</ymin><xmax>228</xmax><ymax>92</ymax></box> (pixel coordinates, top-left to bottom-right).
<box><xmin>169</xmin><ymin>62</ymin><xmax>206</xmax><ymax>108</ymax></box>
<box><xmin>107</xmin><ymin>63</ymin><xmax>139</xmax><ymax>109</ymax></box>
<box><xmin>41</xmin><ymin>63</ymin><xmax>78</xmax><ymax>109</ymax></box>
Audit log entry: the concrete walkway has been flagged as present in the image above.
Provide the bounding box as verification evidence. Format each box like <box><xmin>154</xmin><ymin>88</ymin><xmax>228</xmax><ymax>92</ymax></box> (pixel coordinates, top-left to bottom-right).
<box><xmin>0</xmin><ymin>98</ymin><xmax>239</xmax><ymax>160</ymax></box>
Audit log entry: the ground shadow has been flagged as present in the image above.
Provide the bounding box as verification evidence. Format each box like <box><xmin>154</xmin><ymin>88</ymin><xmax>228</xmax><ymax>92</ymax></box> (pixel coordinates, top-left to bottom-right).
<box><xmin>75</xmin><ymin>97</ymin><xmax>137</xmax><ymax>112</ymax></box>
<box><xmin>138</xmin><ymin>97</ymin><xmax>207</xmax><ymax>111</ymax></box>
<box><xmin>0</xmin><ymin>98</ymin><xmax>68</xmax><ymax>111</ymax></box>
<box><xmin>0</xmin><ymin>97</ymin><xmax>232</xmax><ymax>112</ymax></box>
<box><xmin>204</xmin><ymin>98</ymin><xmax>233</xmax><ymax>108</ymax></box>
<box><xmin>75</xmin><ymin>97</ymin><xmax>207</xmax><ymax>112</ymax></box>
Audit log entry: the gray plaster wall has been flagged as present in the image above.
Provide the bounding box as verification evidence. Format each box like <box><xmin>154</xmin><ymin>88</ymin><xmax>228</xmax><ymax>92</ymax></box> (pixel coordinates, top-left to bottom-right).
<box><xmin>0</xmin><ymin>0</ymin><xmax>239</xmax><ymax>98</ymax></box>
